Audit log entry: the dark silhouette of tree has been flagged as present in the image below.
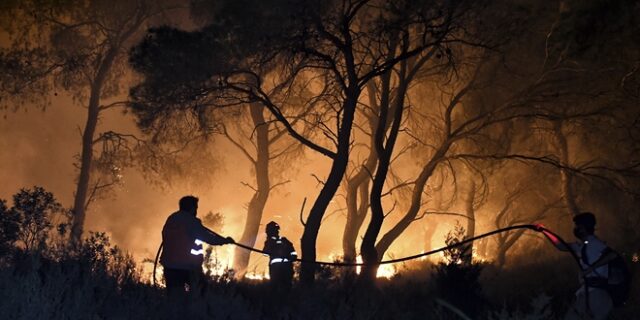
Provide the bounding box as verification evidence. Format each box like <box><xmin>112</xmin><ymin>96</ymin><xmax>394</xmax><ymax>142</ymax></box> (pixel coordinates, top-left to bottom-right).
<box><xmin>0</xmin><ymin>199</ymin><xmax>19</xmax><ymax>256</ymax></box>
<box><xmin>223</xmin><ymin>101</ymin><xmax>305</xmax><ymax>277</ymax></box>
<box><xmin>487</xmin><ymin>165</ymin><xmax>562</xmax><ymax>268</ymax></box>
<box><xmin>130</xmin><ymin>0</ymin><xmax>470</xmax><ymax>284</ymax></box>
<box><xmin>9</xmin><ymin>186</ymin><xmax>65</xmax><ymax>251</ymax></box>
<box><xmin>0</xmin><ymin>0</ymin><xmax>180</xmax><ymax>245</ymax></box>
<box><xmin>129</xmin><ymin>5</ymin><xmax>312</xmax><ymax>276</ymax></box>
<box><xmin>340</xmin><ymin>91</ymin><xmax>378</xmax><ymax>265</ymax></box>
<box><xmin>129</xmin><ymin>0</ymin><xmax>640</xmax><ymax>284</ymax></box>
<box><xmin>356</xmin><ymin>0</ymin><xmax>626</xmax><ymax>278</ymax></box>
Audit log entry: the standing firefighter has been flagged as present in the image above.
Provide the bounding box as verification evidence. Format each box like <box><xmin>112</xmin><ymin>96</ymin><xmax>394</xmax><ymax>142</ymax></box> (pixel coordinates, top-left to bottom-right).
<box><xmin>540</xmin><ymin>212</ymin><xmax>621</xmax><ymax>320</ymax></box>
<box><xmin>160</xmin><ymin>196</ymin><xmax>234</xmax><ymax>298</ymax></box>
<box><xmin>263</xmin><ymin>221</ymin><xmax>296</xmax><ymax>293</ymax></box>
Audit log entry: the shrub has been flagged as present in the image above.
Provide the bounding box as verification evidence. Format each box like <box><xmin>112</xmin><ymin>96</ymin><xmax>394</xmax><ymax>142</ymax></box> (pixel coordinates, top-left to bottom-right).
<box><xmin>432</xmin><ymin>222</ymin><xmax>486</xmax><ymax>317</ymax></box>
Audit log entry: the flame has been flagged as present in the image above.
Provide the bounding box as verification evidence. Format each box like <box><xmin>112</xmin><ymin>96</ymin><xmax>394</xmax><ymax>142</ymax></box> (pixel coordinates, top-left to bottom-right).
<box><xmin>472</xmin><ymin>251</ymin><xmax>487</xmax><ymax>263</ymax></box>
<box><xmin>203</xmin><ymin>245</ymin><xmax>235</xmax><ymax>276</ymax></box>
<box><xmin>434</xmin><ymin>249</ymin><xmax>488</xmax><ymax>264</ymax></box>
<box><xmin>326</xmin><ymin>253</ymin><xmax>397</xmax><ymax>278</ymax></box>
<box><xmin>374</xmin><ymin>262</ymin><xmax>397</xmax><ymax>279</ymax></box>
<box><xmin>245</xmin><ymin>272</ymin><xmax>270</xmax><ymax>280</ymax></box>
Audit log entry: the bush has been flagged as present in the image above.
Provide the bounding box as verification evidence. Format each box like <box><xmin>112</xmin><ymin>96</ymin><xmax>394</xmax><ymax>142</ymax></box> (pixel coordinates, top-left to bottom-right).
<box><xmin>432</xmin><ymin>222</ymin><xmax>486</xmax><ymax>317</ymax></box>
<box><xmin>0</xmin><ymin>199</ymin><xmax>19</xmax><ymax>258</ymax></box>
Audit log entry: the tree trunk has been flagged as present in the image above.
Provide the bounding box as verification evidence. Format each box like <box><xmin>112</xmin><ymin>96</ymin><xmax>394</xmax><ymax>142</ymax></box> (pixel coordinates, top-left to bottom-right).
<box><xmin>360</xmin><ymin>71</ymin><xmax>405</xmax><ymax>283</ymax></box>
<box><xmin>424</xmin><ymin>220</ymin><xmax>437</xmax><ymax>253</ymax></box>
<box><xmin>233</xmin><ymin>103</ymin><xmax>270</xmax><ymax>276</ymax></box>
<box><xmin>553</xmin><ymin>121</ymin><xmax>579</xmax><ymax>216</ymax></box>
<box><xmin>374</xmin><ymin>144</ymin><xmax>450</xmax><ymax>259</ymax></box>
<box><xmin>342</xmin><ymin>81</ymin><xmax>379</xmax><ymax>264</ymax></box>
<box><xmin>300</xmin><ymin>91</ymin><xmax>359</xmax><ymax>285</ymax></box>
<box><xmin>463</xmin><ymin>179</ymin><xmax>476</xmax><ymax>265</ymax></box>
<box><xmin>70</xmin><ymin>47</ymin><xmax>119</xmax><ymax>245</ymax></box>
<box><xmin>496</xmin><ymin>228</ymin><xmax>526</xmax><ymax>269</ymax></box>
<box><xmin>496</xmin><ymin>239</ymin><xmax>507</xmax><ymax>268</ymax></box>
<box><xmin>342</xmin><ymin>180</ymin><xmax>370</xmax><ymax>263</ymax></box>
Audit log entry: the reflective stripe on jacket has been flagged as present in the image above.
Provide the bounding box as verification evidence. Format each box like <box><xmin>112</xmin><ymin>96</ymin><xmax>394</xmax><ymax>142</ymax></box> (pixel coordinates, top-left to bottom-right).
<box><xmin>263</xmin><ymin>236</ymin><xmax>296</xmax><ymax>265</ymax></box>
<box><xmin>160</xmin><ymin>210</ymin><xmax>226</xmax><ymax>270</ymax></box>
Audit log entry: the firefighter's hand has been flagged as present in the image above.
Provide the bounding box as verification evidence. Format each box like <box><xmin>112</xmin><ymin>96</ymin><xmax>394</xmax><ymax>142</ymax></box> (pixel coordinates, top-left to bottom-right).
<box><xmin>225</xmin><ymin>236</ymin><xmax>235</xmax><ymax>244</ymax></box>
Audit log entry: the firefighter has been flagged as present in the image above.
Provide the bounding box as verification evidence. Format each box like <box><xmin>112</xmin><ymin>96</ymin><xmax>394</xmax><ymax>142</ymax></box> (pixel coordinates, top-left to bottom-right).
<box><xmin>540</xmin><ymin>212</ymin><xmax>617</xmax><ymax>320</ymax></box>
<box><xmin>160</xmin><ymin>195</ymin><xmax>234</xmax><ymax>298</ymax></box>
<box><xmin>263</xmin><ymin>221</ymin><xmax>296</xmax><ymax>293</ymax></box>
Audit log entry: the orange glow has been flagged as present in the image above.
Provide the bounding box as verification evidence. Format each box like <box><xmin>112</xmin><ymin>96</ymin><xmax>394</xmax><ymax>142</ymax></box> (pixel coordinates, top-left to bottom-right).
<box><xmin>325</xmin><ymin>253</ymin><xmax>398</xmax><ymax>278</ymax></box>
<box><xmin>244</xmin><ymin>272</ymin><xmax>269</xmax><ymax>281</ymax></box>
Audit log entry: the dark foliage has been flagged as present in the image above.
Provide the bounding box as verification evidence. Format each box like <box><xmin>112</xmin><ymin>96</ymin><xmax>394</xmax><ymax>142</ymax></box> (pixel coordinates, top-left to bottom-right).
<box><xmin>0</xmin><ymin>199</ymin><xmax>19</xmax><ymax>257</ymax></box>
<box><xmin>0</xmin><ymin>186</ymin><xmax>67</xmax><ymax>254</ymax></box>
<box><xmin>433</xmin><ymin>222</ymin><xmax>485</xmax><ymax>316</ymax></box>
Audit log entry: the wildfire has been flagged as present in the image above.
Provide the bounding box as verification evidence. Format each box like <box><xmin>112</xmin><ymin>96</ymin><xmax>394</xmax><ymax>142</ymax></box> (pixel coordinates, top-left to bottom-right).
<box><xmin>324</xmin><ymin>253</ymin><xmax>398</xmax><ymax>278</ymax></box>
<box><xmin>244</xmin><ymin>272</ymin><xmax>270</xmax><ymax>280</ymax></box>
<box><xmin>434</xmin><ymin>250</ymin><xmax>489</xmax><ymax>264</ymax></box>
<box><xmin>473</xmin><ymin>252</ymin><xmax>488</xmax><ymax>263</ymax></box>
<box><xmin>203</xmin><ymin>245</ymin><xmax>235</xmax><ymax>276</ymax></box>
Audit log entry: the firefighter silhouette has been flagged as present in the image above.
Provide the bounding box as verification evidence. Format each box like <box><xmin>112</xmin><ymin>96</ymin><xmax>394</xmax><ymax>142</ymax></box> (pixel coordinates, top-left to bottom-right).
<box><xmin>160</xmin><ymin>196</ymin><xmax>234</xmax><ymax>298</ymax></box>
<box><xmin>263</xmin><ymin>221</ymin><xmax>296</xmax><ymax>293</ymax></box>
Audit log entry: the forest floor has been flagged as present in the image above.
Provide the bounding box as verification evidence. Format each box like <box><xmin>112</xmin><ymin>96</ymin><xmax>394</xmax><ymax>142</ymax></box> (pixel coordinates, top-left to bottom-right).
<box><xmin>1</xmin><ymin>241</ymin><xmax>638</xmax><ymax>320</ymax></box>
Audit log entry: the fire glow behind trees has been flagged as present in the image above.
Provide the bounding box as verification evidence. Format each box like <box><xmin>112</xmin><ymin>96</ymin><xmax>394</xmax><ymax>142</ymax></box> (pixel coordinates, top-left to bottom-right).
<box><xmin>0</xmin><ymin>0</ymin><xmax>639</xmax><ymax>318</ymax></box>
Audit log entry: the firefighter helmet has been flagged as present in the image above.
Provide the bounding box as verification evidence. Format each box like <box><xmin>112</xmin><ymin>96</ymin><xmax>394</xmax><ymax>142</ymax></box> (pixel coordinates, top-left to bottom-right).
<box><xmin>266</xmin><ymin>221</ymin><xmax>280</xmax><ymax>236</ymax></box>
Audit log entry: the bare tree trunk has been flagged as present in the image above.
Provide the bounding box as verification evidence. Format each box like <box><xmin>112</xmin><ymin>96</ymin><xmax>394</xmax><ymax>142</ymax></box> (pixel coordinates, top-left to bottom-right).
<box><xmin>424</xmin><ymin>221</ymin><xmax>437</xmax><ymax>253</ymax></box>
<box><xmin>300</xmin><ymin>91</ymin><xmax>359</xmax><ymax>285</ymax></box>
<box><xmin>342</xmin><ymin>180</ymin><xmax>370</xmax><ymax>263</ymax></box>
<box><xmin>553</xmin><ymin>121</ymin><xmax>580</xmax><ymax>216</ymax></box>
<box><xmin>495</xmin><ymin>228</ymin><xmax>527</xmax><ymax>269</ymax></box>
<box><xmin>361</xmin><ymin>70</ymin><xmax>406</xmax><ymax>282</ymax></box>
<box><xmin>374</xmin><ymin>144</ymin><xmax>450</xmax><ymax>259</ymax></box>
<box><xmin>494</xmin><ymin>198</ymin><xmax>555</xmax><ymax>268</ymax></box>
<box><xmin>342</xmin><ymin>81</ymin><xmax>380</xmax><ymax>264</ymax></box>
<box><xmin>233</xmin><ymin>103</ymin><xmax>270</xmax><ymax>276</ymax></box>
<box><xmin>69</xmin><ymin>9</ymin><xmax>148</xmax><ymax>245</ymax></box>
<box><xmin>463</xmin><ymin>179</ymin><xmax>476</xmax><ymax>264</ymax></box>
<box><xmin>359</xmin><ymin>46</ymin><xmax>440</xmax><ymax>278</ymax></box>
<box><xmin>496</xmin><ymin>239</ymin><xmax>508</xmax><ymax>268</ymax></box>
<box><xmin>70</xmin><ymin>47</ymin><xmax>118</xmax><ymax>245</ymax></box>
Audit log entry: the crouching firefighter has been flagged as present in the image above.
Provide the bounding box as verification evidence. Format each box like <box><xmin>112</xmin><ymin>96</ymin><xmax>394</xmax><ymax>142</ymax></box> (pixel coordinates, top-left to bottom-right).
<box><xmin>160</xmin><ymin>196</ymin><xmax>234</xmax><ymax>298</ymax></box>
<box><xmin>263</xmin><ymin>221</ymin><xmax>296</xmax><ymax>293</ymax></box>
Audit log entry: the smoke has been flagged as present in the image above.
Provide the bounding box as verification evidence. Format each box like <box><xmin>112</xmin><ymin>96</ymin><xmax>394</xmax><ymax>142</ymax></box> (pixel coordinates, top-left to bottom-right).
<box><xmin>0</xmin><ymin>90</ymin><xmax>350</xmax><ymax>274</ymax></box>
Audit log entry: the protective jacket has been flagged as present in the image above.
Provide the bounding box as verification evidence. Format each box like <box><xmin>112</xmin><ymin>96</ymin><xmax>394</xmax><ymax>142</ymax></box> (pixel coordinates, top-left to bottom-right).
<box><xmin>160</xmin><ymin>210</ymin><xmax>227</xmax><ymax>270</ymax></box>
<box><xmin>263</xmin><ymin>236</ymin><xmax>297</xmax><ymax>266</ymax></box>
<box><xmin>568</xmin><ymin>235</ymin><xmax>609</xmax><ymax>286</ymax></box>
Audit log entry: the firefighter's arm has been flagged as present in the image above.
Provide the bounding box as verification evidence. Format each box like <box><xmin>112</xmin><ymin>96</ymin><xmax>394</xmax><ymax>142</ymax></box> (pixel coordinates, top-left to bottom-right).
<box><xmin>535</xmin><ymin>224</ymin><xmax>570</xmax><ymax>251</ymax></box>
<box><xmin>192</xmin><ymin>220</ymin><xmax>233</xmax><ymax>245</ymax></box>
<box><xmin>288</xmin><ymin>240</ymin><xmax>297</xmax><ymax>260</ymax></box>
<box><xmin>263</xmin><ymin>240</ymin><xmax>273</xmax><ymax>257</ymax></box>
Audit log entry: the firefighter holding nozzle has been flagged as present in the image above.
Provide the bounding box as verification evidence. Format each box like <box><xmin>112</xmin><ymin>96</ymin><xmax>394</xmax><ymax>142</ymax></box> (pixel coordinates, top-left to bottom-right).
<box><xmin>539</xmin><ymin>212</ymin><xmax>620</xmax><ymax>320</ymax></box>
<box><xmin>160</xmin><ymin>196</ymin><xmax>234</xmax><ymax>298</ymax></box>
<box><xmin>263</xmin><ymin>221</ymin><xmax>297</xmax><ymax>293</ymax></box>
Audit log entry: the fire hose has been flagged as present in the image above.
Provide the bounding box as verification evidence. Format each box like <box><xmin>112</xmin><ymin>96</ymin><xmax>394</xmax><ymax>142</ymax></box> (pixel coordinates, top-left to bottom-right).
<box><xmin>153</xmin><ymin>224</ymin><xmax>583</xmax><ymax>282</ymax></box>
<box><xmin>152</xmin><ymin>224</ymin><xmax>593</xmax><ymax>315</ymax></box>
